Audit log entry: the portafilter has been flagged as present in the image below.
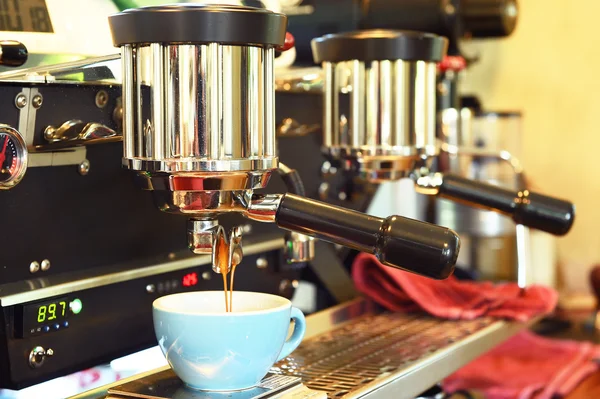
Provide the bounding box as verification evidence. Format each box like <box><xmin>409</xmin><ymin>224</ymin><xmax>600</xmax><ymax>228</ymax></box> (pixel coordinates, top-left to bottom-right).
<box><xmin>312</xmin><ymin>29</ymin><xmax>575</xmax><ymax>237</ymax></box>
<box><xmin>108</xmin><ymin>5</ymin><xmax>460</xmax><ymax>279</ymax></box>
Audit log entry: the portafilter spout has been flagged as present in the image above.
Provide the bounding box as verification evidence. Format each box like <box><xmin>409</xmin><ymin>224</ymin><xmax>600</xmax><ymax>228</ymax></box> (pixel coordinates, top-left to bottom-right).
<box><xmin>108</xmin><ymin>4</ymin><xmax>461</xmax><ymax>280</ymax></box>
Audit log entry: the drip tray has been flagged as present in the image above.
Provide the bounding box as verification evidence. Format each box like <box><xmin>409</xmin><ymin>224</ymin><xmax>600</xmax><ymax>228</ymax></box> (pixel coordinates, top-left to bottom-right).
<box><xmin>272</xmin><ymin>312</ymin><xmax>495</xmax><ymax>398</ymax></box>
<box><xmin>78</xmin><ymin>299</ymin><xmax>535</xmax><ymax>399</ymax></box>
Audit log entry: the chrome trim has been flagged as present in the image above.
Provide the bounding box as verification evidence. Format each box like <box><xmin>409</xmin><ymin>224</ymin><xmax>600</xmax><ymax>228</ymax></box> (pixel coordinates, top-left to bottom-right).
<box><xmin>0</xmin><ymin>238</ymin><xmax>284</xmax><ymax>306</ymax></box>
<box><xmin>122</xmin><ymin>44</ymin><xmax>277</xmax><ymax>174</ymax></box>
<box><xmin>321</xmin><ymin>59</ymin><xmax>438</xmax><ymax>180</ymax></box>
<box><xmin>516</xmin><ymin>224</ymin><xmax>530</xmax><ymax>289</ymax></box>
<box><xmin>187</xmin><ymin>219</ymin><xmax>219</xmax><ymax>255</ymax></box>
<box><xmin>246</xmin><ymin>194</ymin><xmax>282</xmax><ymax>222</ymax></box>
<box><xmin>0</xmin><ymin>124</ymin><xmax>28</xmax><ymax>190</ymax></box>
<box><xmin>284</xmin><ymin>231</ymin><xmax>315</xmax><ymax>263</ymax></box>
<box><xmin>36</xmin><ymin>120</ymin><xmax>119</xmax><ymax>151</ymax></box>
<box><xmin>344</xmin><ymin>316</ymin><xmax>538</xmax><ymax>399</ymax></box>
<box><xmin>275</xmin><ymin>67</ymin><xmax>323</xmax><ymax>93</ymax></box>
<box><xmin>0</xmin><ymin>54</ymin><xmax>121</xmax><ymax>83</ymax></box>
<box><xmin>440</xmin><ymin>142</ymin><xmax>524</xmax><ymax>175</ymax></box>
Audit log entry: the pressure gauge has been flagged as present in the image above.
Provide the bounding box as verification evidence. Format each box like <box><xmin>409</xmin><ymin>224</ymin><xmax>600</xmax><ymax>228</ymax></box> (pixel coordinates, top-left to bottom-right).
<box><xmin>0</xmin><ymin>125</ymin><xmax>28</xmax><ymax>190</ymax></box>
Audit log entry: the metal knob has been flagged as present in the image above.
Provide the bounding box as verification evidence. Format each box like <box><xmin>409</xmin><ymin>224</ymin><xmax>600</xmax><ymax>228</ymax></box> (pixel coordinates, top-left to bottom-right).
<box><xmin>29</xmin><ymin>346</ymin><xmax>54</xmax><ymax>368</ymax></box>
<box><xmin>284</xmin><ymin>231</ymin><xmax>315</xmax><ymax>263</ymax></box>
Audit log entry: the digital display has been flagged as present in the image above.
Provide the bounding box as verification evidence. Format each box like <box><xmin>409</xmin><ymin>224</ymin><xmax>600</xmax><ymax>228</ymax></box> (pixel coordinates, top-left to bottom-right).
<box><xmin>0</xmin><ymin>0</ymin><xmax>53</xmax><ymax>33</ymax></box>
<box><xmin>182</xmin><ymin>272</ymin><xmax>198</xmax><ymax>287</ymax></box>
<box><xmin>21</xmin><ymin>296</ymin><xmax>69</xmax><ymax>336</ymax></box>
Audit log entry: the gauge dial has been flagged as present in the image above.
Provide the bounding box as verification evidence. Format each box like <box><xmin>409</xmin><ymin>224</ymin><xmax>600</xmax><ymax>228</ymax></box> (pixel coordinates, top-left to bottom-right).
<box><xmin>0</xmin><ymin>125</ymin><xmax>27</xmax><ymax>189</ymax></box>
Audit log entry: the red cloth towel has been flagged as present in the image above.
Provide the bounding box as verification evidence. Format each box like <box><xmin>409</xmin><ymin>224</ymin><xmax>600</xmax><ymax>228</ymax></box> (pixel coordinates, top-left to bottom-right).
<box><xmin>443</xmin><ymin>331</ymin><xmax>600</xmax><ymax>399</ymax></box>
<box><xmin>352</xmin><ymin>253</ymin><xmax>558</xmax><ymax>321</ymax></box>
<box><xmin>352</xmin><ymin>253</ymin><xmax>600</xmax><ymax>399</ymax></box>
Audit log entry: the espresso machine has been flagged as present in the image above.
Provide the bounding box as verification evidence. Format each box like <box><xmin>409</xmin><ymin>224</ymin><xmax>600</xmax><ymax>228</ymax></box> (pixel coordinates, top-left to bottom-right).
<box><xmin>0</xmin><ymin>3</ymin><xmax>465</xmax><ymax>392</ymax></box>
<box><xmin>279</xmin><ymin>0</ymin><xmax>566</xmax><ymax>288</ymax></box>
<box><xmin>0</xmin><ymin>3</ymin><xmax>575</xmax><ymax>399</ymax></box>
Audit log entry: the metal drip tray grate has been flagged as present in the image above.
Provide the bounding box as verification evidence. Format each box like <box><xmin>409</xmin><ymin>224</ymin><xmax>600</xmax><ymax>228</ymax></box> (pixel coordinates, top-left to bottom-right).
<box><xmin>71</xmin><ymin>299</ymin><xmax>532</xmax><ymax>399</ymax></box>
<box><xmin>272</xmin><ymin>313</ymin><xmax>495</xmax><ymax>398</ymax></box>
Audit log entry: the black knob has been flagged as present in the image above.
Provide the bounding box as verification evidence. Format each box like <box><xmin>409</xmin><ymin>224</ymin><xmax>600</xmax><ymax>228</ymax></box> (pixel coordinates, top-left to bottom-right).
<box><xmin>108</xmin><ymin>4</ymin><xmax>287</xmax><ymax>47</ymax></box>
<box><xmin>275</xmin><ymin>194</ymin><xmax>460</xmax><ymax>279</ymax></box>
<box><xmin>311</xmin><ymin>29</ymin><xmax>448</xmax><ymax>64</ymax></box>
<box><xmin>0</xmin><ymin>41</ymin><xmax>27</xmax><ymax>67</ymax></box>
<box><xmin>461</xmin><ymin>0</ymin><xmax>519</xmax><ymax>38</ymax></box>
<box><xmin>437</xmin><ymin>174</ymin><xmax>575</xmax><ymax>236</ymax></box>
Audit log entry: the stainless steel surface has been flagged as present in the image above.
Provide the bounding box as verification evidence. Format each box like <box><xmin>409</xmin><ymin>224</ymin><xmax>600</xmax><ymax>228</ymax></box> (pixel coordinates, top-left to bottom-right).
<box><xmin>246</xmin><ymin>194</ymin><xmax>282</xmax><ymax>223</ymax></box>
<box><xmin>0</xmin><ymin>54</ymin><xmax>121</xmax><ymax>83</ymax></box>
<box><xmin>273</xmin><ymin>311</ymin><xmax>535</xmax><ymax>399</ymax></box>
<box><xmin>134</xmin><ymin>172</ymin><xmax>272</xmax><ymax>191</ymax></box>
<box><xmin>0</xmin><ymin>238</ymin><xmax>284</xmax><ymax>306</ymax></box>
<box><xmin>121</xmin><ymin>44</ymin><xmax>277</xmax><ymax>176</ymax></box>
<box><xmin>321</xmin><ymin>59</ymin><xmax>438</xmax><ymax>181</ymax></box>
<box><xmin>277</xmin><ymin>118</ymin><xmax>320</xmax><ymax>137</ymax></box>
<box><xmin>13</xmin><ymin>86</ymin><xmax>89</xmax><ymax>168</ymax></box>
<box><xmin>79</xmin><ymin>159</ymin><xmax>91</xmax><ymax>175</ymax></box>
<box><xmin>210</xmin><ymin>224</ymin><xmax>243</xmax><ymax>274</ymax></box>
<box><xmin>95</xmin><ymin>90</ymin><xmax>109</xmax><ymax>108</ymax></box>
<box><xmin>275</xmin><ymin>67</ymin><xmax>323</xmax><ymax>93</ymax></box>
<box><xmin>71</xmin><ymin>298</ymin><xmax>534</xmax><ymax>399</ymax></box>
<box><xmin>284</xmin><ymin>231</ymin><xmax>315</xmax><ymax>263</ymax></box>
<box><xmin>106</xmin><ymin>369</ymin><xmax>322</xmax><ymax>399</ymax></box>
<box><xmin>32</xmin><ymin>93</ymin><xmax>43</xmax><ymax>109</ymax></box>
<box><xmin>256</xmin><ymin>257</ymin><xmax>269</xmax><ymax>269</ymax></box>
<box><xmin>40</xmin><ymin>259</ymin><xmax>51</xmax><ymax>271</ymax></box>
<box><xmin>516</xmin><ymin>224</ymin><xmax>530</xmax><ymax>288</ymax></box>
<box><xmin>41</xmin><ymin>119</ymin><xmax>119</xmax><ymax>149</ymax></box>
<box><xmin>14</xmin><ymin>92</ymin><xmax>27</xmax><ymax>108</ymax></box>
<box><xmin>29</xmin><ymin>261</ymin><xmax>40</xmax><ymax>274</ymax></box>
<box><xmin>414</xmin><ymin>173</ymin><xmax>444</xmax><ymax>196</ymax></box>
<box><xmin>437</xmin><ymin>112</ymin><xmax>526</xmax><ymax>283</ymax></box>
<box><xmin>28</xmin><ymin>346</ymin><xmax>53</xmax><ymax>368</ymax></box>
<box><xmin>187</xmin><ymin>219</ymin><xmax>219</xmax><ymax>255</ymax></box>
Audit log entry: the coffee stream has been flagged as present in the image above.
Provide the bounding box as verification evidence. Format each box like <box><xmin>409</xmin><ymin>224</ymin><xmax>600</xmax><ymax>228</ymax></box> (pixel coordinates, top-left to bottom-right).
<box><xmin>221</xmin><ymin>265</ymin><xmax>239</xmax><ymax>312</ymax></box>
<box><xmin>215</xmin><ymin>236</ymin><xmax>238</xmax><ymax>312</ymax></box>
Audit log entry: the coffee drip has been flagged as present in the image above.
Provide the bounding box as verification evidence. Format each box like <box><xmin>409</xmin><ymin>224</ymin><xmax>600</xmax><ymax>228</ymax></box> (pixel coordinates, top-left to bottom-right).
<box><xmin>210</xmin><ymin>225</ymin><xmax>243</xmax><ymax>312</ymax></box>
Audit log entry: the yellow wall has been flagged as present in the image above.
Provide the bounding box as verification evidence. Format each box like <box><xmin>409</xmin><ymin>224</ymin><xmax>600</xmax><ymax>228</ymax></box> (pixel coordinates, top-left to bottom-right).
<box><xmin>460</xmin><ymin>0</ymin><xmax>599</xmax><ymax>294</ymax></box>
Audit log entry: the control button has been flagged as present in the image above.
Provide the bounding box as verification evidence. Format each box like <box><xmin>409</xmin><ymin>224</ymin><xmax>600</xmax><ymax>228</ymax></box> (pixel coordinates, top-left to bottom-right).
<box><xmin>29</xmin><ymin>261</ymin><xmax>40</xmax><ymax>274</ymax></box>
<box><xmin>53</xmin><ymin>323</ymin><xmax>60</xmax><ymax>330</ymax></box>
<box><xmin>29</xmin><ymin>346</ymin><xmax>53</xmax><ymax>369</ymax></box>
<box><xmin>62</xmin><ymin>321</ymin><xmax>69</xmax><ymax>328</ymax></box>
<box><xmin>35</xmin><ymin>327</ymin><xmax>41</xmax><ymax>333</ymax></box>
<box><xmin>43</xmin><ymin>326</ymin><xmax>50</xmax><ymax>333</ymax></box>
<box><xmin>70</xmin><ymin>298</ymin><xmax>83</xmax><ymax>315</ymax></box>
<box><xmin>171</xmin><ymin>280</ymin><xmax>178</xmax><ymax>289</ymax></box>
<box><xmin>40</xmin><ymin>259</ymin><xmax>51</xmax><ymax>271</ymax></box>
<box><xmin>146</xmin><ymin>284</ymin><xmax>156</xmax><ymax>294</ymax></box>
<box><xmin>157</xmin><ymin>282</ymin><xmax>164</xmax><ymax>293</ymax></box>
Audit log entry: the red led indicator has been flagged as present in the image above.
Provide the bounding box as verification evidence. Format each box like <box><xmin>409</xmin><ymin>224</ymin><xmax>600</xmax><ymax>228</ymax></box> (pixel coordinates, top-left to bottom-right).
<box><xmin>182</xmin><ymin>272</ymin><xmax>198</xmax><ymax>287</ymax></box>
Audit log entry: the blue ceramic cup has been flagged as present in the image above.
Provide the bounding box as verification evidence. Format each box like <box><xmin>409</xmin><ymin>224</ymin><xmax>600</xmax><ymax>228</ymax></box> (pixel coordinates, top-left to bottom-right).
<box><xmin>153</xmin><ymin>291</ymin><xmax>306</xmax><ymax>391</ymax></box>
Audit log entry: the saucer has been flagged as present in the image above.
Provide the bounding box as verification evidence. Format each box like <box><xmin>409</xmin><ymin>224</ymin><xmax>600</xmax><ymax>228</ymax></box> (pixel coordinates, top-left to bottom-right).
<box><xmin>107</xmin><ymin>368</ymin><xmax>325</xmax><ymax>399</ymax></box>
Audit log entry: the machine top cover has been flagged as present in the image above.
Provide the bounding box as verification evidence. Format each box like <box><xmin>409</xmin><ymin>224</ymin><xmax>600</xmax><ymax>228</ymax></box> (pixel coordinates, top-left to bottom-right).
<box><xmin>311</xmin><ymin>29</ymin><xmax>448</xmax><ymax>64</ymax></box>
<box><xmin>108</xmin><ymin>4</ymin><xmax>287</xmax><ymax>47</ymax></box>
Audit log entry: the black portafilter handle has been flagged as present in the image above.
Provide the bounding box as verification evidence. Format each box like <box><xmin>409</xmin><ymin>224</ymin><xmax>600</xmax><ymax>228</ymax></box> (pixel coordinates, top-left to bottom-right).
<box><xmin>275</xmin><ymin>194</ymin><xmax>460</xmax><ymax>279</ymax></box>
<box><xmin>437</xmin><ymin>174</ymin><xmax>575</xmax><ymax>236</ymax></box>
<box><xmin>0</xmin><ymin>41</ymin><xmax>27</xmax><ymax>67</ymax></box>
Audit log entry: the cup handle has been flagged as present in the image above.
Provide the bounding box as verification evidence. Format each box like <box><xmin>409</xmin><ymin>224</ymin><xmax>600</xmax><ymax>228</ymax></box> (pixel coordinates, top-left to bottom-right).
<box><xmin>277</xmin><ymin>307</ymin><xmax>306</xmax><ymax>362</ymax></box>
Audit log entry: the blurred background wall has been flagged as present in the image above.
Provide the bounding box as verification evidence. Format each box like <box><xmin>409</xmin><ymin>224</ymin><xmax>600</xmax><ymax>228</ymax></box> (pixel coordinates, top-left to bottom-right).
<box><xmin>459</xmin><ymin>0</ymin><xmax>598</xmax><ymax>295</ymax></box>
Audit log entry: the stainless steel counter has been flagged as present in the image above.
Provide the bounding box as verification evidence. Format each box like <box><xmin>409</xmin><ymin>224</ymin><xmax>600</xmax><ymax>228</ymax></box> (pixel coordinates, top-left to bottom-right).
<box><xmin>71</xmin><ymin>298</ymin><xmax>535</xmax><ymax>399</ymax></box>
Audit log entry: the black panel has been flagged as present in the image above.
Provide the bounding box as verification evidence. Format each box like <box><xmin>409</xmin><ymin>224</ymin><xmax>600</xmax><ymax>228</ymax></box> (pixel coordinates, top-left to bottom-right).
<box><xmin>0</xmin><ymin>83</ymin><xmax>369</xmax><ymax>389</ymax></box>
<box><xmin>3</xmin><ymin>248</ymin><xmax>298</xmax><ymax>389</ymax></box>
